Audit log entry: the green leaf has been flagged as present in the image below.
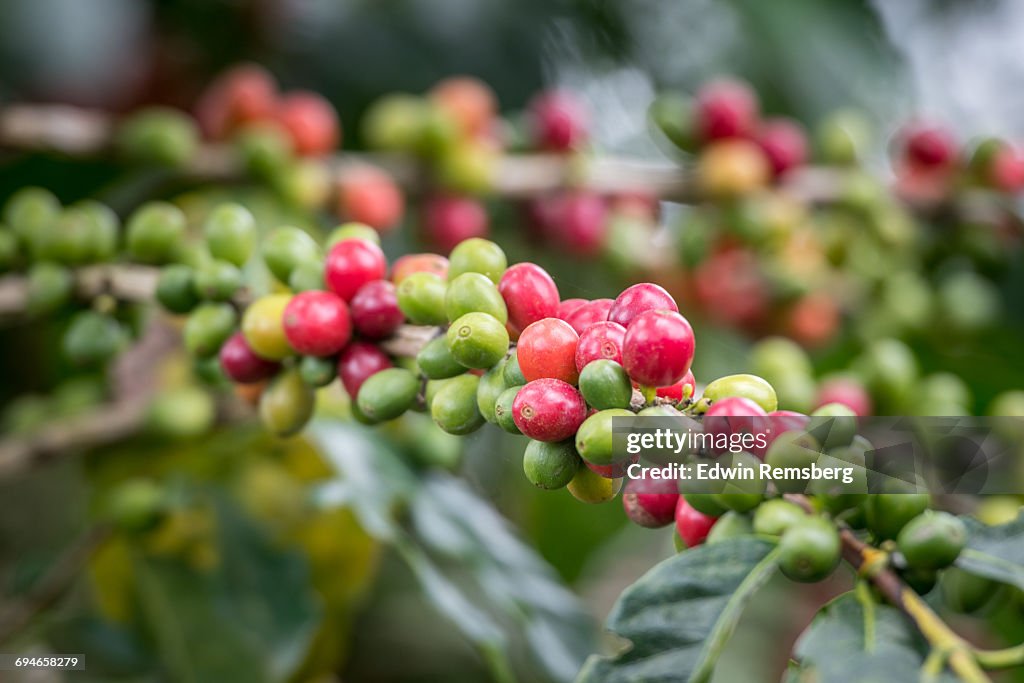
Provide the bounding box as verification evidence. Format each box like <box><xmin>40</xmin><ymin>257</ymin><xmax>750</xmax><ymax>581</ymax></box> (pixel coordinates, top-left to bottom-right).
<box><xmin>577</xmin><ymin>538</ymin><xmax>776</xmax><ymax>683</ymax></box>
<box><xmin>955</xmin><ymin>513</ymin><xmax>1024</xmax><ymax>590</ymax></box>
<box><xmin>791</xmin><ymin>591</ymin><xmax>957</xmax><ymax>683</ymax></box>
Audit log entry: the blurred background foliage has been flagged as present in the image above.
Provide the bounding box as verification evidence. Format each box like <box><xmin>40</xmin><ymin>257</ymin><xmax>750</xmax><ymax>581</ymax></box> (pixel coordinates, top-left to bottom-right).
<box><xmin>3</xmin><ymin>0</ymin><xmax>1024</xmax><ymax>681</ymax></box>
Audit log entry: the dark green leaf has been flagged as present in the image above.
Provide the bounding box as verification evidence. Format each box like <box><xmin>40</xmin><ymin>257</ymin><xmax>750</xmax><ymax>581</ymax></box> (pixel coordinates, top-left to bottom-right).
<box><xmin>955</xmin><ymin>513</ymin><xmax>1024</xmax><ymax>590</ymax></box>
<box><xmin>577</xmin><ymin>538</ymin><xmax>776</xmax><ymax>683</ymax></box>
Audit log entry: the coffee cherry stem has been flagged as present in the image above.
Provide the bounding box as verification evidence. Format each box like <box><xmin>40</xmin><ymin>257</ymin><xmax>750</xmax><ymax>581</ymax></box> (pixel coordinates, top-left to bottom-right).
<box><xmin>785</xmin><ymin>494</ymin><xmax>995</xmax><ymax>683</ymax></box>
<box><xmin>639</xmin><ymin>384</ymin><xmax>657</xmax><ymax>406</ymax></box>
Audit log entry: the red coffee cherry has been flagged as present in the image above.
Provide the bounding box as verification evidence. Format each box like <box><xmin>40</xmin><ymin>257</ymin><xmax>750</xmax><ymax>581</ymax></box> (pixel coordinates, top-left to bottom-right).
<box><xmin>422</xmin><ymin>194</ymin><xmax>489</xmax><ymax>253</ymax></box>
<box><xmin>429</xmin><ymin>76</ymin><xmax>498</xmax><ymax>139</ymax></box>
<box><xmin>815</xmin><ymin>376</ymin><xmax>872</xmax><ymax>417</ymax></box>
<box><xmin>565</xmin><ymin>298</ymin><xmax>613</xmax><ymax>334</ymax></box>
<box><xmin>756</xmin><ymin>118</ymin><xmax>807</xmax><ymax>178</ymax></box>
<box><xmin>575</xmin><ymin>321</ymin><xmax>626</xmax><ymax>372</ymax></box>
<box><xmin>498</xmin><ymin>262</ymin><xmax>560</xmax><ymax>338</ymax></box>
<box><xmin>988</xmin><ymin>145</ymin><xmax>1024</xmax><ymax>192</ymax></box>
<box><xmin>391</xmin><ymin>253</ymin><xmax>449</xmax><ymax>284</ymax></box>
<box><xmin>350</xmin><ymin>280</ymin><xmax>404</xmax><ymax>339</ymax></box>
<box><xmin>899</xmin><ymin>123</ymin><xmax>957</xmax><ymax>170</ymax></box>
<box><xmin>276</xmin><ymin>91</ymin><xmax>340</xmax><ymax>156</ymax></box>
<box><xmin>656</xmin><ymin>369</ymin><xmax>696</xmax><ymax>402</ymax></box>
<box><xmin>695</xmin><ymin>78</ymin><xmax>759</xmax><ymax>142</ymax></box>
<box><xmin>675</xmin><ymin>496</ymin><xmax>718</xmax><ymax>547</ymax></box>
<box><xmin>550</xmin><ymin>191</ymin><xmax>607</xmax><ymax>256</ymax></box>
<box><xmin>512</xmin><ymin>378</ymin><xmax>587</xmax><ymax>442</ymax></box>
<box><xmin>337</xmin><ymin>342</ymin><xmax>392</xmax><ymax>397</ymax></box>
<box><xmin>622</xmin><ymin>309</ymin><xmax>695</xmax><ymax>387</ymax></box>
<box><xmin>325</xmin><ymin>238</ymin><xmax>387</xmax><ymax>301</ymax></box>
<box><xmin>517</xmin><ymin>318</ymin><xmax>580</xmax><ymax>385</ymax></box>
<box><xmin>703</xmin><ymin>396</ymin><xmax>770</xmax><ymax>457</ymax></box>
<box><xmin>283</xmin><ymin>290</ymin><xmax>352</xmax><ymax>356</ymax></box>
<box><xmin>585</xmin><ymin>458</ymin><xmax>637</xmax><ymax>480</ymax></box>
<box><xmin>785</xmin><ymin>292</ymin><xmax>839</xmax><ymax>348</ymax></box>
<box><xmin>336</xmin><ymin>166</ymin><xmax>405</xmax><ymax>232</ymax></box>
<box><xmin>557</xmin><ymin>298</ymin><xmax>587</xmax><ymax>321</ymax></box>
<box><xmin>219</xmin><ymin>332</ymin><xmax>280</xmax><ymax>383</ymax></box>
<box><xmin>608</xmin><ymin>283</ymin><xmax>678</xmax><ymax>328</ymax></box>
<box><xmin>766</xmin><ymin>410</ymin><xmax>811</xmax><ymax>447</ymax></box>
<box><xmin>195</xmin><ymin>63</ymin><xmax>277</xmax><ymax>140</ymax></box>
<box><xmin>527</xmin><ymin>90</ymin><xmax>590</xmax><ymax>152</ymax></box>
<box><xmin>623</xmin><ymin>476</ymin><xmax>680</xmax><ymax>528</ymax></box>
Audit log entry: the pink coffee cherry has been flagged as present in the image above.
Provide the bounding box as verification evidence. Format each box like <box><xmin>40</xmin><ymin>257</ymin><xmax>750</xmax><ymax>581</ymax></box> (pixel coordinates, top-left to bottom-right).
<box><xmin>512</xmin><ymin>378</ymin><xmax>587</xmax><ymax>442</ymax></box>
<box><xmin>608</xmin><ymin>283</ymin><xmax>678</xmax><ymax>328</ymax></box>
<box><xmin>621</xmin><ymin>309</ymin><xmax>695</xmax><ymax>388</ymax></box>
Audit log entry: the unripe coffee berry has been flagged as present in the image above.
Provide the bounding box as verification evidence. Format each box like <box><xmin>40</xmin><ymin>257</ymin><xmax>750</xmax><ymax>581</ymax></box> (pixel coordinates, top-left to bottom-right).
<box><xmin>431</xmin><ymin>373</ymin><xmax>486</xmax><ymax>435</ymax></box>
<box><xmin>126</xmin><ymin>201</ymin><xmax>187</xmax><ymax>265</ymax></box>
<box><xmin>328</xmin><ymin>222</ymin><xmax>381</xmax><ymax>248</ymax></box>
<box><xmin>494</xmin><ymin>387</ymin><xmax>522</xmax><ymax>434</ymax></box>
<box><xmin>184</xmin><ymin>302</ymin><xmax>237</xmax><ymax>358</ymax></box>
<box><xmin>204</xmin><ymin>203</ymin><xmax>256</xmax><ymax>266</ymax></box>
<box><xmin>283</xmin><ymin>290</ymin><xmax>352</xmax><ymax>356</ymax></box>
<box><xmin>447</xmin><ymin>237</ymin><xmax>507</xmax><ymax>283</ymax></box>
<box><xmin>517</xmin><ymin>318</ymin><xmax>580</xmax><ymax>385</ymax></box>
<box><xmin>350</xmin><ymin>280</ymin><xmax>403</xmax><ymax>339</ymax></box>
<box><xmin>575</xmin><ymin>408</ymin><xmax>635</xmax><ymax>467</ymax></box>
<box><xmin>702</xmin><ymin>374</ymin><xmax>778</xmax><ymax>413</ymax></box>
<box><xmin>523</xmin><ymin>439</ymin><xmax>581</xmax><ymax>490</ymax></box>
<box><xmin>499</xmin><ymin>262</ymin><xmax>560</xmax><ymax>338</ymax></box>
<box><xmin>578</xmin><ymin>360</ymin><xmax>633</xmax><ymax>410</ymax></box>
<box><xmin>445</xmin><ymin>272</ymin><xmax>508</xmax><ymax>323</ymax></box>
<box><xmin>397</xmin><ymin>272</ymin><xmax>448</xmax><ymax>326</ymax></box>
<box><xmin>897</xmin><ymin>511</ymin><xmax>967</xmax><ymax>570</ymax></box>
<box><xmin>193</xmin><ymin>259</ymin><xmax>242</xmax><ymax>301</ymax></box>
<box><xmin>325</xmin><ymin>238</ymin><xmax>387</xmax><ymax>301</ymax></box>
<box><xmin>261</xmin><ymin>227</ymin><xmax>321</xmax><ymax>284</ymax></box>
<box><xmin>260</xmin><ymin>368</ymin><xmax>315</xmax><ymax>437</ymax></box>
<box><xmin>156</xmin><ymin>264</ymin><xmax>200</xmax><ymax>314</ymax></box>
<box><xmin>338</xmin><ymin>342</ymin><xmax>393</xmax><ymax>397</ymax></box>
<box><xmin>446</xmin><ymin>312</ymin><xmax>509</xmax><ymax>369</ymax></box>
<box><xmin>608</xmin><ymin>283</ymin><xmax>678</xmax><ymax>328</ymax></box>
<box><xmin>219</xmin><ymin>332</ymin><xmax>280</xmax><ymax>383</ymax></box>
<box><xmin>357</xmin><ymin>367</ymin><xmax>419</xmax><ymax>422</ymax></box>
<box><xmin>391</xmin><ymin>252</ymin><xmax>449</xmax><ymax>284</ymax></box>
<box><xmin>622</xmin><ymin>310</ymin><xmax>695</xmax><ymax>388</ymax></box>
<box><xmin>477</xmin><ymin>360</ymin><xmax>509</xmax><ymax>424</ymax></box>
<box><xmin>299</xmin><ymin>355</ymin><xmax>337</xmax><ymax>388</ymax></box>
<box><xmin>567</xmin><ymin>467</ymin><xmax>621</xmax><ymax>504</ymax></box>
<box><xmin>242</xmin><ymin>294</ymin><xmax>293</xmax><ymax>360</ymax></box>
<box><xmin>513</xmin><ymin>378</ymin><xmax>587</xmax><ymax>442</ymax></box>
<box><xmin>778</xmin><ymin>517</ymin><xmax>841</xmax><ymax>583</ymax></box>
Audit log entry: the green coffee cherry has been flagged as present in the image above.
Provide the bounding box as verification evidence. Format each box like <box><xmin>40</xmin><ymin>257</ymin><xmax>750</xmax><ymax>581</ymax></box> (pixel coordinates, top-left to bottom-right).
<box><xmin>204</xmin><ymin>203</ymin><xmax>256</xmax><ymax>266</ymax></box>
<box><xmin>940</xmin><ymin>568</ymin><xmax>1003</xmax><ymax>614</ymax></box>
<box><xmin>701</xmin><ymin>374</ymin><xmax>778</xmax><ymax>413</ymax></box>
<box><xmin>494</xmin><ymin>386</ymin><xmax>522</xmax><ymax>434</ymax></box>
<box><xmin>183</xmin><ymin>302</ymin><xmax>237</xmax><ymax>357</ymax></box>
<box><xmin>0</xmin><ymin>230</ymin><xmax>18</xmax><ymax>271</ymax></box>
<box><xmin>778</xmin><ymin>516</ymin><xmax>841</xmax><ymax>583</ymax></box>
<box><xmin>117</xmin><ymin>108</ymin><xmax>199</xmax><ymax>167</ymax></box>
<box><xmin>751</xmin><ymin>337</ymin><xmax>814</xmax><ymax>379</ymax></box>
<box><xmin>424</xmin><ymin>377</ymin><xmax>453</xmax><ymax>411</ymax></box>
<box><xmin>40</xmin><ymin>208</ymin><xmax>93</xmax><ymax>265</ymax></box>
<box><xmin>447</xmin><ymin>238</ymin><xmax>507</xmax><ymax>283</ymax></box>
<box><xmin>147</xmin><ymin>386</ymin><xmax>216</xmax><ymax>439</ymax></box>
<box><xmin>681</xmin><ymin>492</ymin><xmax>728</xmax><ymax>517</ymax></box>
<box><xmin>575</xmin><ymin>409</ymin><xmax>634</xmax><ymax>465</ymax></box>
<box><xmin>4</xmin><ymin>187</ymin><xmax>61</xmax><ymax>256</ymax></box>
<box><xmin>812</xmin><ymin>444</ymin><xmax>868</xmax><ymax>513</ymax></box>
<box><xmin>417</xmin><ymin>336</ymin><xmax>466</xmax><ymax>379</ymax></box>
<box><xmin>260</xmin><ymin>368</ymin><xmax>315</xmax><ymax>437</ymax></box>
<box><xmin>444</xmin><ymin>272</ymin><xmax>508</xmax><ymax>323</ymax></box>
<box><xmin>299</xmin><ymin>355</ymin><xmax>337</xmax><ymax>388</ymax></box>
<box><xmin>193</xmin><ymin>354</ymin><xmax>230</xmax><ymax>387</ymax></box>
<box><xmin>237</xmin><ymin>124</ymin><xmax>293</xmax><ymax>179</ymax></box>
<box><xmin>193</xmin><ymin>259</ymin><xmax>242</xmax><ymax>301</ymax></box>
<box><xmin>648</xmin><ymin>92</ymin><xmax>697</xmax><ymax>152</ymax></box>
<box><xmin>503</xmin><ymin>349</ymin><xmax>526</xmax><ymax>387</ymax></box>
<box><xmin>156</xmin><ymin>264</ymin><xmax>200</xmax><ymax>314</ymax></box>
<box><xmin>261</xmin><ymin>226</ymin><xmax>320</xmax><ymax>284</ymax></box>
<box><xmin>523</xmin><ymin>440</ymin><xmax>581</xmax><ymax>489</ymax></box>
<box><xmin>74</xmin><ymin>200</ymin><xmax>120</xmax><ymax>263</ymax></box>
<box><xmin>289</xmin><ymin>260</ymin><xmax>325</xmax><ymax>292</ymax></box>
<box><xmin>436</xmin><ymin>142</ymin><xmax>495</xmax><ymax>194</ymax></box>
<box><xmin>753</xmin><ymin>499</ymin><xmax>806</xmax><ymax>537</ymax></box>
<box><xmin>807</xmin><ymin>402</ymin><xmax>857</xmax><ymax>449</ymax></box>
<box><xmin>363</xmin><ymin>93</ymin><xmax>430</xmax><ymax>151</ymax></box>
<box><xmin>816</xmin><ymin>109</ymin><xmax>871</xmax><ymax>166</ymax></box>
<box><xmin>26</xmin><ymin>262</ymin><xmax>73</xmax><ymax>315</ymax></box>
<box><xmin>476</xmin><ymin>359</ymin><xmax>508</xmax><ymax>424</ymax></box>
<box><xmin>431</xmin><ymin>373</ymin><xmax>485</xmax><ymax>435</ymax></box>
<box><xmin>107</xmin><ymin>479</ymin><xmax>167</xmax><ymax>533</ymax></box>
<box><xmin>764</xmin><ymin>431</ymin><xmax>822</xmax><ymax>493</ymax></box>
<box><xmin>126</xmin><ymin>201</ymin><xmax>187</xmax><ymax>264</ymax></box>
<box><xmin>397</xmin><ymin>272</ymin><xmax>448</xmax><ymax>325</ymax></box>
<box><xmin>713</xmin><ymin>452</ymin><xmax>766</xmax><ymax>512</ymax></box>
<box><xmin>897</xmin><ymin>511</ymin><xmax>967</xmax><ymax>570</ymax></box>
<box><xmin>707</xmin><ymin>511</ymin><xmax>754</xmax><ymax>544</ymax></box>
<box><xmin>446</xmin><ymin>312</ymin><xmax>509</xmax><ymax>369</ymax></box>
<box><xmin>579</xmin><ymin>360</ymin><xmax>633</xmax><ymax>410</ymax></box>
<box><xmin>866</xmin><ymin>491</ymin><xmax>931</xmax><ymax>541</ymax></box>
<box><xmin>567</xmin><ymin>466</ymin><xmax>622</xmax><ymax>504</ymax></box>
<box><xmin>63</xmin><ymin>311</ymin><xmax>126</xmax><ymax>366</ymax></box>
<box><xmin>356</xmin><ymin>368</ymin><xmax>419</xmax><ymax>422</ymax></box>
<box><xmin>327</xmin><ymin>222</ymin><xmax>381</xmax><ymax>247</ymax></box>
<box><xmin>855</xmin><ymin>339</ymin><xmax>918</xmax><ymax>409</ymax></box>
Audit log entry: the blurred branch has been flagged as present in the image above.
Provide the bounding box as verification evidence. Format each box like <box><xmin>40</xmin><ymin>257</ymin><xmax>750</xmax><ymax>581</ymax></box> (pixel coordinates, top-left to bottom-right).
<box><xmin>0</xmin><ymin>103</ymin><xmax>846</xmax><ymax>203</ymax></box>
<box><xmin>0</xmin><ymin>525</ymin><xmax>111</xmax><ymax>645</ymax></box>
<box><xmin>0</xmin><ymin>264</ymin><xmax>159</xmax><ymax>317</ymax></box>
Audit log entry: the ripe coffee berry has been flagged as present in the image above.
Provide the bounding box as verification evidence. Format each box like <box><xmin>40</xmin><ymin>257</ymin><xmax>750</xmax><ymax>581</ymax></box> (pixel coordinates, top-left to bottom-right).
<box><xmin>575</xmin><ymin>321</ymin><xmax>626</xmax><ymax>372</ymax></box>
<box><xmin>557</xmin><ymin>298</ymin><xmax>587</xmax><ymax>321</ymax></box>
<box><xmin>756</xmin><ymin>118</ymin><xmax>808</xmax><ymax>178</ymax></box>
<box><xmin>391</xmin><ymin>253</ymin><xmax>449</xmax><ymax>284</ymax></box>
<box><xmin>512</xmin><ymin>378</ymin><xmax>587</xmax><ymax>442</ymax></box>
<box><xmin>338</xmin><ymin>342</ymin><xmax>392</xmax><ymax>397</ymax></box>
<box><xmin>608</xmin><ymin>283</ymin><xmax>678</xmax><ymax>328</ymax></box>
<box><xmin>219</xmin><ymin>332</ymin><xmax>280</xmax><ymax>383</ymax></box>
<box><xmin>517</xmin><ymin>318</ymin><xmax>580</xmax><ymax>385</ymax></box>
<box><xmin>350</xmin><ymin>280</ymin><xmax>403</xmax><ymax>339</ymax></box>
<box><xmin>325</xmin><ymin>238</ymin><xmax>387</xmax><ymax>301</ymax></box>
<box><xmin>675</xmin><ymin>497</ymin><xmax>718</xmax><ymax>548</ymax></box>
<box><xmin>900</xmin><ymin>123</ymin><xmax>957</xmax><ymax>170</ymax></box>
<box><xmin>622</xmin><ymin>310</ymin><xmax>695</xmax><ymax>388</ymax></box>
<box><xmin>622</xmin><ymin>477</ymin><xmax>680</xmax><ymax>528</ymax></box>
<box><xmin>195</xmin><ymin>63</ymin><xmax>277</xmax><ymax>140</ymax></box>
<box><xmin>275</xmin><ymin>91</ymin><xmax>339</xmax><ymax>156</ymax></box>
<box><xmin>656</xmin><ymin>370</ymin><xmax>697</xmax><ymax>402</ymax></box>
<box><xmin>551</xmin><ymin>191</ymin><xmax>607</xmax><ymax>256</ymax></box>
<box><xmin>564</xmin><ymin>298</ymin><xmax>613</xmax><ymax>335</ymax></box>
<box><xmin>694</xmin><ymin>78</ymin><xmax>759</xmax><ymax>142</ymax></box>
<box><xmin>283</xmin><ymin>290</ymin><xmax>352</xmax><ymax>356</ymax></box>
<box><xmin>429</xmin><ymin>76</ymin><xmax>497</xmax><ymax>138</ymax></box>
<box><xmin>336</xmin><ymin>166</ymin><xmax>404</xmax><ymax>232</ymax></box>
<box><xmin>815</xmin><ymin>376</ymin><xmax>872</xmax><ymax>417</ymax></box>
<box><xmin>499</xmin><ymin>263</ymin><xmax>560</xmax><ymax>338</ymax></box>
<box><xmin>422</xmin><ymin>195</ymin><xmax>489</xmax><ymax>254</ymax></box>
<box><xmin>527</xmin><ymin>90</ymin><xmax>589</xmax><ymax>152</ymax></box>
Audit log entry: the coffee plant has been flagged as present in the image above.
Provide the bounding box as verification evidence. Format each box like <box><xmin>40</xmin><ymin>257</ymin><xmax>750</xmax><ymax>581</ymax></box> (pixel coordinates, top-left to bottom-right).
<box><xmin>3</xmin><ymin>60</ymin><xmax>1024</xmax><ymax>683</ymax></box>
